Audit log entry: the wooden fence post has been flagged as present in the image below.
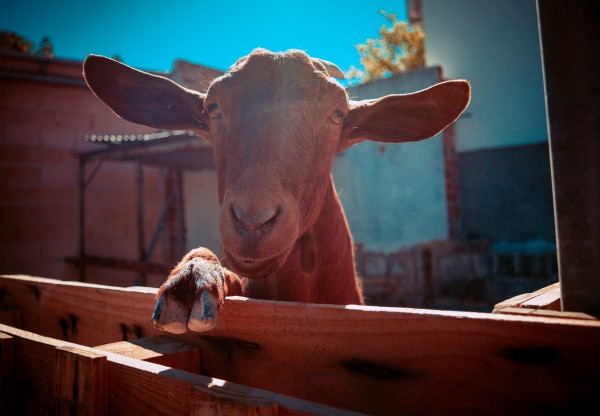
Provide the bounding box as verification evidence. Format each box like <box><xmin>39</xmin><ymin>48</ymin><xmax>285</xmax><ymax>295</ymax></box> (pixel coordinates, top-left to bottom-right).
<box><xmin>55</xmin><ymin>346</ymin><xmax>108</xmax><ymax>416</ymax></box>
<box><xmin>537</xmin><ymin>0</ymin><xmax>600</xmax><ymax>316</ymax></box>
<box><xmin>0</xmin><ymin>332</ymin><xmax>14</xmax><ymax>413</ymax></box>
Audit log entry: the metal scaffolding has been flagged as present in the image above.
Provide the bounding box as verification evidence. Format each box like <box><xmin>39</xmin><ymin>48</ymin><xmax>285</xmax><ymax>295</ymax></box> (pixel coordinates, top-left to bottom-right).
<box><xmin>68</xmin><ymin>130</ymin><xmax>214</xmax><ymax>284</ymax></box>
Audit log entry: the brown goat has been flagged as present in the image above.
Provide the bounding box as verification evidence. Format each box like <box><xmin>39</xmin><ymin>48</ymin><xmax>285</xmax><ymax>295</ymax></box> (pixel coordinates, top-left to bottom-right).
<box><xmin>83</xmin><ymin>48</ymin><xmax>470</xmax><ymax>333</ymax></box>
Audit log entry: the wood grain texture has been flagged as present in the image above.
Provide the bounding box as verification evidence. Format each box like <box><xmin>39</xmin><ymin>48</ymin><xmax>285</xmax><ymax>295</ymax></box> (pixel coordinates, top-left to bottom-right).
<box><xmin>0</xmin><ymin>324</ymin><xmax>357</xmax><ymax>416</ymax></box>
<box><xmin>0</xmin><ymin>309</ymin><xmax>21</xmax><ymax>328</ymax></box>
<box><xmin>520</xmin><ymin>287</ymin><xmax>561</xmax><ymax>311</ymax></box>
<box><xmin>190</xmin><ymin>384</ymin><xmax>279</xmax><ymax>416</ymax></box>
<box><xmin>95</xmin><ymin>336</ymin><xmax>202</xmax><ymax>373</ymax></box>
<box><xmin>0</xmin><ymin>332</ymin><xmax>14</xmax><ymax>413</ymax></box>
<box><xmin>7</xmin><ymin>323</ymin><xmax>61</xmax><ymax>414</ymax></box>
<box><xmin>2</xmin><ymin>274</ymin><xmax>600</xmax><ymax>415</ymax></box>
<box><xmin>494</xmin><ymin>282</ymin><xmax>561</xmax><ymax>312</ymax></box>
<box><xmin>55</xmin><ymin>346</ymin><xmax>108</xmax><ymax>416</ymax></box>
<box><xmin>493</xmin><ymin>283</ymin><xmax>595</xmax><ymax>319</ymax></box>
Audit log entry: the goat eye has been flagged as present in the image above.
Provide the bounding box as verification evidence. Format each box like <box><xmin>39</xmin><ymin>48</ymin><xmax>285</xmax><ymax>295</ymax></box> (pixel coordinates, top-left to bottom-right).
<box><xmin>206</xmin><ymin>102</ymin><xmax>221</xmax><ymax>118</ymax></box>
<box><xmin>330</xmin><ymin>109</ymin><xmax>344</xmax><ymax>125</ymax></box>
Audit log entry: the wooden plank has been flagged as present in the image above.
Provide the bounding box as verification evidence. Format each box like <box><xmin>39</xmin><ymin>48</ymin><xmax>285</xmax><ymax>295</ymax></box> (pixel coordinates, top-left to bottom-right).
<box><xmin>0</xmin><ymin>332</ymin><xmax>14</xmax><ymax>414</ymax></box>
<box><xmin>55</xmin><ymin>346</ymin><xmax>108</xmax><ymax>416</ymax></box>
<box><xmin>494</xmin><ymin>307</ymin><xmax>596</xmax><ymax>321</ymax></box>
<box><xmin>190</xmin><ymin>384</ymin><xmax>279</xmax><ymax>416</ymax></box>
<box><xmin>105</xmin><ymin>358</ymin><xmax>287</xmax><ymax>416</ymax></box>
<box><xmin>0</xmin><ymin>275</ymin><xmax>163</xmax><ymax>345</ymax></box>
<box><xmin>3</xmin><ymin>323</ymin><xmax>61</xmax><ymax>414</ymax></box>
<box><xmin>0</xmin><ymin>324</ymin><xmax>357</xmax><ymax>416</ymax></box>
<box><xmin>0</xmin><ymin>308</ymin><xmax>21</xmax><ymax>328</ymax></box>
<box><xmin>95</xmin><ymin>336</ymin><xmax>202</xmax><ymax>373</ymax></box>
<box><xmin>521</xmin><ymin>286</ymin><xmax>562</xmax><ymax>311</ymax></box>
<box><xmin>1</xmin><ymin>274</ymin><xmax>600</xmax><ymax>415</ymax></box>
<box><xmin>493</xmin><ymin>282</ymin><xmax>561</xmax><ymax>312</ymax></box>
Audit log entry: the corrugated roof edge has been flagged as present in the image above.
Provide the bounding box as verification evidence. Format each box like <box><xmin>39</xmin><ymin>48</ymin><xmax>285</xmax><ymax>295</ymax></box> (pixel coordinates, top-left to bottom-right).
<box><xmin>83</xmin><ymin>130</ymin><xmax>200</xmax><ymax>144</ymax></box>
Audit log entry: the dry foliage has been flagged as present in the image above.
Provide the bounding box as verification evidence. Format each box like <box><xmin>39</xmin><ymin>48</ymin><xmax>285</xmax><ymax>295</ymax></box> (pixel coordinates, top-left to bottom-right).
<box><xmin>347</xmin><ymin>10</ymin><xmax>425</xmax><ymax>84</ymax></box>
<box><xmin>0</xmin><ymin>30</ymin><xmax>54</xmax><ymax>58</ymax></box>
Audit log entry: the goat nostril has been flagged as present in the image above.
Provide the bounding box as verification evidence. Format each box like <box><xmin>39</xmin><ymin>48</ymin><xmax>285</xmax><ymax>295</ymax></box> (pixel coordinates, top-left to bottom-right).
<box><xmin>231</xmin><ymin>204</ymin><xmax>279</xmax><ymax>231</ymax></box>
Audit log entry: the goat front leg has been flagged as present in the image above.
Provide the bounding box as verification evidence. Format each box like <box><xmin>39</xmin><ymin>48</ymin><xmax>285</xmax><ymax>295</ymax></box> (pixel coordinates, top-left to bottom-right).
<box><xmin>151</xmin><ymin>248</ymin><xmax>243</xmax><ymax>333</ymax></box>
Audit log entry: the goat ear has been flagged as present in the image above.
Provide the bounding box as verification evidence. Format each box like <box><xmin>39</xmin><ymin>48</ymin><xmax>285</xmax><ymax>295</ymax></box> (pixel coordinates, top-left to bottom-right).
<box><xmin>311</xmin><ymin>58</ymin><xmax>345</xmax><ymax>79</ymax></box>
<box><xmin>338</xmin><ymin>80</ymin><xmax>470</xmax><ymax>152</ymax></box>
<box><xmin>83</xmin><ymin>55</ymin><xmax>210</xmax><ymax>135</ymax></box>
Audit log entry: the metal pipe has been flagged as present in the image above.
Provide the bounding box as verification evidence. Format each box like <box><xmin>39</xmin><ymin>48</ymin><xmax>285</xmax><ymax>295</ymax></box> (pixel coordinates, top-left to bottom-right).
<box><xmin>145</xmin><ymin>192</ymin><xmax>176</xmax><ymax>263</ymax></box>
<box><xmin>174</xmin><ymin>169</ymin><xmax>186</xmax><ymax>259</ymax></box>
<box><xmin>78</xmin><ymin>159</ymin><xmax>86</xmax><ymax>281</ymax></box>
<box><xmin>135</xmin><ymin>161</ymin><xmax>147</xmax><ymax>285</ymax></box>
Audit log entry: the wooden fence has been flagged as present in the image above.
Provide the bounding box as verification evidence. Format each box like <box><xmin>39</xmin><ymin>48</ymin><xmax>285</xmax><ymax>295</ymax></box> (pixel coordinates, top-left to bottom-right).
<box><xmin>1</xmin><ymin>274</ymin><xmax>599</xmax><ymax>415</ymax></box>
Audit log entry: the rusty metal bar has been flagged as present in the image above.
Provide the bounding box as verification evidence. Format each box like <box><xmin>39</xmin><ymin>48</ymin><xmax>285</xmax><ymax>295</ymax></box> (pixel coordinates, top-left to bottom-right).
<box><xmin>135</xmin><ymin>161</ymin><xmax>147</xmax><ymax>285</ymax></box>
<box><xmin>175</xmin><ymin>169</ymin><xmax>186</xmax><ymax>259</ymax></box>
<box><xmin>78</xmin><ymin>158</ymin><xmax>86</xmax><ymax>282</ymax></box>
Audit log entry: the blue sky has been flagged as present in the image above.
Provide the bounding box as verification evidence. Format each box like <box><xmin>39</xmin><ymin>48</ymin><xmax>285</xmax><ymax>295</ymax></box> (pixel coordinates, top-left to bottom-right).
<box><xmin>0</xmin><ymin>0</ymin><xmax>407</xmax><ymax>74</ymax></box>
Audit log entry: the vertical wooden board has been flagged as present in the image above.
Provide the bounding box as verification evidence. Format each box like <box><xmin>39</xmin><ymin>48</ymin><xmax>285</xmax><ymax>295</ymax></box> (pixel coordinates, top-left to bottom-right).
<box><xmin>55</xmin><ymin>346</ymin><xmax>108</xmax><ymax>416</ymax></box>
<box><xmin>0</xmin><ymin>332</ymin><xmax>14</xmax><ymax>413</ymax></box>
<box><xmin>0</xmin><ymin>325</ymin><xmax>110</xmax><ymax>416</ymax></box>
<box><xmin>8</xmin><ymin>329</ymin><xmax>58</xmax><ymax>415</ymax></box>
<box><xmin>538</xmin><ymin>0</ymin><xmax>600</xmax><ymax>317</ymax></box>
<box><xmin>0</xmin><ymin>323</ymin><xmax>195</xmax><ymax>416</ymax></box>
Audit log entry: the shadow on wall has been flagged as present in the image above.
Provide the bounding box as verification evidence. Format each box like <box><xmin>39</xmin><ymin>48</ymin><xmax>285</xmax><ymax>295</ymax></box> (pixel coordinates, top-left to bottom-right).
<box><xmin>459</xmin><ymin>143</ymin><xmax>556</xmax><ymax>242</ymax></box>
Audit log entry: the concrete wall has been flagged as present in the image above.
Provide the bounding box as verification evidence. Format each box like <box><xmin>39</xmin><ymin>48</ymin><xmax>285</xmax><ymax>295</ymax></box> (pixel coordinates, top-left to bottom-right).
<box><xmin>333</xmin><ymin>67</ymin><xmax>449</xmax><ymax>252</ymax></box>
<box><xmin>422</xmin><ymin>0</ymin><xmax>547</xmax><ymax>152</ymax></box>
<box><xmin>420</xmin><ymin>0</ymin><xmax>556</xmax><ymax>248</ymax></box>
<box><xmin>458</xmin><ymin>143</ymin><xmax>555</xmax><ymax>242</ymax></box>
<box><xmin>184</xmin><ymin>170</ymin><xmax>221</xmax><ymax>255</ymax></box>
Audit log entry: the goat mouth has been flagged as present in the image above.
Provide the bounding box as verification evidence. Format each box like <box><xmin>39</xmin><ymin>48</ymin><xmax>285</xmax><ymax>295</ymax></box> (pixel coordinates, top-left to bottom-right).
<box><xmin>224</xmin><ymin>247</ymin><xmax>291</xmax><ymax>279</ymax></box>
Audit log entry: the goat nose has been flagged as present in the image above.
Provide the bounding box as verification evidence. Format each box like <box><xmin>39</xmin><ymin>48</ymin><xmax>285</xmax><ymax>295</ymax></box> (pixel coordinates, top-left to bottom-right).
<box><xmin>231</xmin><ymin>203</ymin><xmax>279</xmax><ymax>232</ymax></box>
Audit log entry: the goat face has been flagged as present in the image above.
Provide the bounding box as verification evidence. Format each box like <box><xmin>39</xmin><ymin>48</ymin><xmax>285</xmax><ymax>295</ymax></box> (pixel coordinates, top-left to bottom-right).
<box><xmin>83</xmin><ymin>48</ymin><xmax>470</xmax><ymax>280</ymax></box>
<box><xmin>203</xmin><ymin>50</ymin><xmax>348</xmax><ymax>277</ymax></box>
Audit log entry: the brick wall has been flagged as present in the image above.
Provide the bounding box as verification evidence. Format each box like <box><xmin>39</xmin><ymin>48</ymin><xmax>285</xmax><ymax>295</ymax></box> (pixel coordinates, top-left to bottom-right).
<box><xmin>0</xmin><ymin>52</ymin><xmax>166</xmax><ymax>286</ymax></box>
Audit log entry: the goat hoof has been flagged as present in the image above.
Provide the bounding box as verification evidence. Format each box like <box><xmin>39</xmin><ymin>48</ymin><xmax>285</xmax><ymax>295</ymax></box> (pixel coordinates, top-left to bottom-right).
<box><xmin>188</xmin><ymin>290</ymin><xmax>218</xmax><ymax>332</ymax></box>
<box><xmin>153</xmin><ymin>248</ymin><xmax>225</xmax><ymax>333</ymax></box>
<box><xmin>152</xmin><ymin>295</ymin><xmax>189</xmax><ymax>334</ymax></box>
